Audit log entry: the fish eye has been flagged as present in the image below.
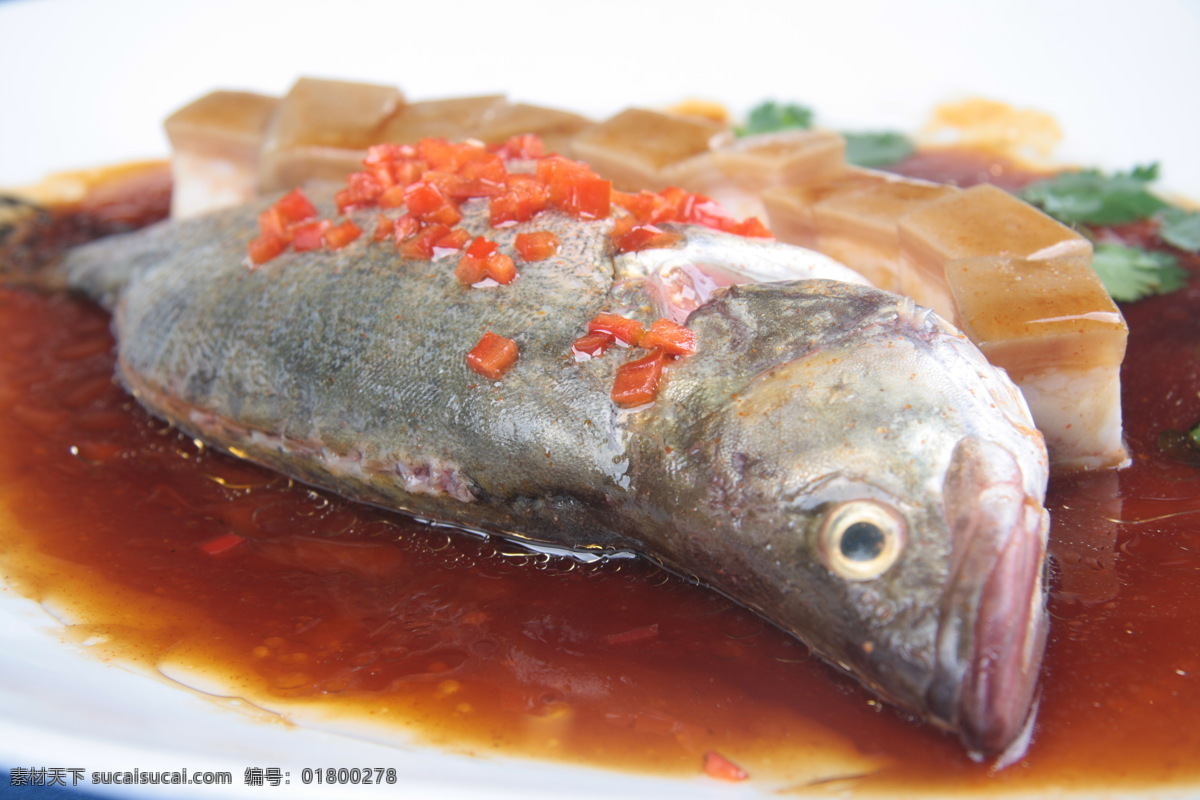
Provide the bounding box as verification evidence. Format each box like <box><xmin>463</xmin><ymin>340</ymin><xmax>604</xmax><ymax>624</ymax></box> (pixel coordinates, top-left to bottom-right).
<box><xmin>818</xmin><ymin>500</ymin><xmax>906</xmax><ymax>581</ymax></box>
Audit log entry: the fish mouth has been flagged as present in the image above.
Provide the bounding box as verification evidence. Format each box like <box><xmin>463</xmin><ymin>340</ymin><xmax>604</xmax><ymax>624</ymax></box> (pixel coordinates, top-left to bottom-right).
<box><xmin>930</xmin><ymin>437</ymin><xmax>1050</xmax><ymax>763</ymax></box>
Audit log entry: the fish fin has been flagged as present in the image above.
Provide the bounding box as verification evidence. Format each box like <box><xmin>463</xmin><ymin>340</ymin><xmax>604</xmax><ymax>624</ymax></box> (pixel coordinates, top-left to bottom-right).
<box><xmin>0</xmin><ymin>194</ymin><xmax>69</xmax><ymax>289</ymax></box>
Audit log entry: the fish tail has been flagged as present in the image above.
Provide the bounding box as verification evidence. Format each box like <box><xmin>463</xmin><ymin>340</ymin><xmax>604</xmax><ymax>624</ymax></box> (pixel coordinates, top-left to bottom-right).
<box><xmin>1</xmin><ymin>161</ymin><xmax>172</xmax><ymax>303</ymax></box>
<box><xmin>0</xmin><ymin>194</ymin><xmax>70</xmax><ymax>289</ymax></box>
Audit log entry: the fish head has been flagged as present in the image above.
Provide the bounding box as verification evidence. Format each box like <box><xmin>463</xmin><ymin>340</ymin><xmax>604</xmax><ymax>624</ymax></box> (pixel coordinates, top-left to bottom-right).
<box><xmin>644</xmin><ymin>281</ymin><xmax>1050</xmax><ymax>761</ymax></box>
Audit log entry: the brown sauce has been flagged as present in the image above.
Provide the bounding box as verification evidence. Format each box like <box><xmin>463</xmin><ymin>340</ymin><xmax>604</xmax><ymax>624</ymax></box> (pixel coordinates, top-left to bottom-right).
<box><xmin>1</xmin><ymin>156</ymin><xmax>1199</xmax><ymax>794</ymax></box>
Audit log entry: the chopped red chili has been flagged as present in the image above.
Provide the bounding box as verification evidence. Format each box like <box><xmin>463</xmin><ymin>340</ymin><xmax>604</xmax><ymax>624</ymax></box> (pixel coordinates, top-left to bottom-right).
<box><xmin>292</xmin><ymin>219</ymin><xmax>332</xmax><ymax>252</ymax></box>
<box><xmin>371</xmin><ymin>214</ymin><xmax>396</xmax><ymax>242</ymax></box>
<box><xmin>639</xmin><ymin>319</ymin><xmax>697</xmax><ymax>357</ymax></box>
<box><xmin>466</xmin><ymin>331</ymin><xmax>519</xmax><ymax>380</ymax></box>
<box><xmin>247</xmin><ymin>233</ymin><xmax>287</xmax><ymax>266</ymax></box>
<box><xmin>514</xmin><ymin>231</ymin><xmax>560</xmax><ymax>262</ymax></box>
<box><xmin>418</xmin><ymin>138</ymin><xmax>479</xmax><ymax>172</ymax></box>
<box><xmin>403</xmin><ymin>182</ymin><xmax>462</xmax><ymax>226</ymax></box>
<box><xmin>536</xmin><ymin>156</ymin><xmax>612</xmax><ymax>220</ymax></box>
<box><xmin>588</xmin><ymin>313</ymin><xmax>645</xmax><ymax>346</ymax></box>
<box><xmin>400</xmin><ymin>223</ymin><xmax>453</xmax><ymax>260</ymax></box>
<box><xmin>490</xmin><ymin>175</ymin><xmax>550</xmax><ymax>227</ymax></box>
<box><xmin>489</xmin><ymin>133</ymin><xmax>545</xmax><ymax>160</ymax></box>
<box><xmin>336</xmin><ymin>171</ymin><xmax>385</xmax><ymax>213</ymax></box>
<box><xmin>257</xmin><ymin>206</ymin><xmax>291</xmax><ymax>243</ymax></box>
<box><xmin>273</xmin><ymin>188</ymin><xmax>319</xmax><ymax>223</ymax></box>
<box><xmin>376</xmin><ymin>184</ymin><xmax>408</xmax><ymax>209</ymax></box>
<box><xmin>611</xmin><ymin>348</ymin><xmax>666</xmax><ymax>407</ymax></box>
<box><xmin>571</xmin><ymin>332</ymin><xmax>614</xmax><ymax>360</ymax></box>
<box><xmin>456</xmin><ymin>237</ymin><xmax>499</xmax><ymax>284</ymax></box>
<box><xmin>392</xmin><ymin>214</ymin><xmax>422</xmax><ymax>245</ymax></box>
<box><xmin>610</xmin><ymin>218</ymin><xmax>684</xmax><ymax>253</ymax></box>
<box><xmin>198</xmin><ymin>532</ymin><xmax>247</xmax><ymax>556</ymax></box>
<box><xmin>434</xmin><ymin>227</ymin><xmax>471</xmax><ymax>253</ymax></box>
<box><xmin>732</xmin><ymin>216</ymin><xmax>773</xmax><ymax>238</ymax></box>
<box><xmin>456</xmin><ymin>237</ymin><xmax>517</xmax><ymax>285</ymax></box>
<box><xmin>701</xmin><ymin>751</ymin><xmax>748</xmax><ymax>782</ymax></box>
<box><xmin>322</xmin><ymin>220</ymin><xmax>362</xmax><ymax>250</ymax></box>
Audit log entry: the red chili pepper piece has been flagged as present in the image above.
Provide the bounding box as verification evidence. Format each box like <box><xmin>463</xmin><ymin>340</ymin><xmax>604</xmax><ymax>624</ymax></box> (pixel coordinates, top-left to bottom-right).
<box><xmin>292</xmin><ymin>219</ymin><xmax>332</xmax><ymax>252</ymax></box>
<box><xmin>466</xmin><ymin>331</ymin><xmax>519</xmax><ymax>380</ymax></box>
<box><xmin>456</xmin><ymin>236</ymin><xmax>499</xmax><ymax>284</ymax></box>
<box><xmin>418</xmin><ymin>138</ymin><xmax>482</xmax><ymax>172</ymax></box>
<box><xmin>702</xmin><ymin>751</ymin><xmax>748</xmax><ymax>782</ymax></box>
<box><xmin>611</xmin><ymin>217</ymin><xmax>684</xmax><ymax>253</ymax></box>
<box><xmin>247</xmin><ymin>233</ymin><xmax>287</xmax><ymax>266</ymax></box>
<box><xmin>404</xmin><ymin>181</ymin><xmax>462</xmax><ymax>226</ymax></box>
<box><xmin>399</xmin><ymin>223</ymin><xmax>452</xmax><ymax>260</ymax></box>
<box><xmin>611</xmin><ymin>348</ymin><xmax>666</xmax><ymax>407</ymax></box>
<box><xmin>323</xmin><ymin>220</ymin><xmax>362</xmax><ymax>250</ymax></box>
<box><xmin>434</xmin><ymin>227</ymin><xmax>471</xmax><ymax>253</ymax></box>
<box><xmin>392</xmin><ymin>214</ymin><xmax>422</xmax><ymax>245</ymax></box>
<box><xmin>257</xmin><ymin>206</ymin><xmax>291</xmax><ymax>243</ymax></box>
<box><xmin>536</xmin><ymin>156</ymin><xmax>612</xmax><ymax>220</ymax></box>
<box><xmin>639</xmin><ymin>319</ymin><xmax>697</xmax><ymax>357</ymax></box>
<box><xmin>199</xmin><ymin>532</ymin><xmax>247</xmax><ymax>556</ymax></box>
<box><xmin>612</xmin><ymin>190</ymin><xmax>672</xmax><ymax>224</ymax></box>
<box><xmin>571</xmin><ymin>332</ymin><xmax>613</xmax><ymax>360</ymax></box>
<box><xmin>458</xmin><ymin>152</ymin><xmax>508</xmax><ymax>184</ymax></box>
<box><xmin>588</xmin><ymin>313</ymin><xmax>645</xmax><ymax>346</ymax></box>
<box><xmin>733</xmin><ymin>216</ymin><xmax>774</xmax><ymax>238</ymax></box>
<box><xmin>336</xmin><ymin>171</ymin><xmax>385</xmax><ymax>213</ymax></box>
<box><xmin>490</xmin><ymin>174</ymin><xmax>550</xmax><ymax>227</ymax></box>
<box><xmin>489</xmin><ymin>133</ymin><xmax>545</xmax><ymax>160</ymax></box>
<box><xmin>483</xmin><ymin>252</ymin><xmax>517</xmax><ymax>284</ymax></box>
<box><xmin>376</xmin><ymin>184</ymin><xmax>408</xmax><ymax>209</ymax></box>
<box><xmin>364</xmin><ymin>142</ymin><xmax>415</xmax><ymax>166</ymax></box>
<box><xmin>514</xmin><ymin>231</ymin><xmax>560</xmax><ymax>261</ymax></box>
<box><xmin>370</xmin><ymin>215</ymin><xmax>395</xmax><ymax>242</ymax></box>
<box><xmin>273</xmin><ymin>188</ymin><xmax>318</xmax><ymax>223</ymax></box>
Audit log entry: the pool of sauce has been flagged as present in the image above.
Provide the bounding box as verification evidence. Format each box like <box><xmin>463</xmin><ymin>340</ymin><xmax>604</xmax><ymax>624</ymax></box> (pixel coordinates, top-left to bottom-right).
<box><xmin>1</xmin><ymin>154</ymin><xmax>1199</xmax><ymax>794</ymax></box>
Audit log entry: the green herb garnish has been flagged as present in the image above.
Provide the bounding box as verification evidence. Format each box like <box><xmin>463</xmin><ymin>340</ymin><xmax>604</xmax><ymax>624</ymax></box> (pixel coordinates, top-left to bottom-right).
<box><xmin>843</xmin><ymin>131</ymin><xmax>915</xmax><ymax>168</ymax></box>
<box><xmin>737</xmin><ymin>101</ymin><xmax>814</xmax><ymax>137</ymax></box>
<box><xmin>1158</xmin><ymin>207</ymin><xmax>1200</xmax><ymax>252</ymax></box>
<box><xmin>1020</xmin><ymin>164</ymin><xmax>1170</xmax><ymax>226</ymax></box>
<box><xmin>1090</xmin><ymin>243</ymin><xmax>1188</xmax><ymax>302</ymax></box>
<box><xmin>1158</xmin><ymin>421</ymin><xmax>1200</xmax><ymax>466</ymax></box>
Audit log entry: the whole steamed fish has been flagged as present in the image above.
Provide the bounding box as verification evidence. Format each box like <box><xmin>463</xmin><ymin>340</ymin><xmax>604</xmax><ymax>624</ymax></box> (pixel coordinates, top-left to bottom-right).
<box><xmin>5</xmin><ymin>166</ymin><xmax>1050</xmax><ymax>763</ymax></box>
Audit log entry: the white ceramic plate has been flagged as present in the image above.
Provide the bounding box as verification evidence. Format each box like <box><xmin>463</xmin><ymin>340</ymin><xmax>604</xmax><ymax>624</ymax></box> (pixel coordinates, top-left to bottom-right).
<box><xmin>1</xmin><ymin>1</ymin><xmax>1199</xmax><ymax>798</ymax></box>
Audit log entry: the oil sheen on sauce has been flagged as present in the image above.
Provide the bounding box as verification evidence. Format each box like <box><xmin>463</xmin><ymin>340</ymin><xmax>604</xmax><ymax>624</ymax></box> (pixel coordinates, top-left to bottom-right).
<box><xmin>1</xmin><ymin>156</ymin><xmax>1199</xmax><ymax>794</ymax></box>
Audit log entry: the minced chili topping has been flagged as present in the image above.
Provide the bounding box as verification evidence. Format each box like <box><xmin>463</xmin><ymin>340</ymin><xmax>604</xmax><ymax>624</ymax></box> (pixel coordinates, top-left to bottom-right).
<box><xmin>244</xmin><ymin>134</ymin><xmax>759</xmax><ymax>397</ymax></box>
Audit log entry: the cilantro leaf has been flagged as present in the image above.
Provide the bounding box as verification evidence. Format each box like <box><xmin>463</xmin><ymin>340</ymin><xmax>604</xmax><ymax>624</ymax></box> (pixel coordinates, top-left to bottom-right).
<box><xmin>1020</xmin><ymin>164</ymin><xmax>1170</xmax><ymax>226</ymax></box>
<box><xmin>737</xmin><ymin>101</ymin><xmax>813</xmax><ymax>137</ymax></box>
<box><xmin>842</xmin><ymin>131</ymin><xmax>914</xmax><ymax>168</ymax></box>
<box><xmin>1158</xmin><ymin>420</ymin><xmax>1200</xmax><ymax>465</ymax></box>
<box><xmin>1091</xmin><ymin>242</ymin><xmax>1188</xmax><ymax>302</ymax></box>
<box><xmin>1159</xmin><ymin>207</ymin><xmax>1200</xmax><ymax>252</ymax></box>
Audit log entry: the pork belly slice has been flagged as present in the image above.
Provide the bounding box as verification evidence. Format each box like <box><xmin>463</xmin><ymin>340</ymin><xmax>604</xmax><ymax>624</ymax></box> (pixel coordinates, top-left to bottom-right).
<box><xmin>569</xmin><ymin>108</ymin><xmax>730</xmax><ymax>192</ymax></box>
<box><xmin>808</xmin><ymin>175</ymin><xmax>957</xmax><ymax>292</ymax></box>
<box><xmin>164</xmin><ymin>91</ymin><xmax>279</xmax><ymax>218</ymax></box>
<box><xmin>948</xmin><ymin>252</ymin><xmax>1129</xmax><ymax>471</ymax></box>
<box><xmin>258</xmin><ymin>77</ymin><xmax>405</xmax><ymax>193</ymax></box>
<box><xmin>677</xmin><ymin>130</ymin><xmax>847</xmax><ymax>222</ymax></box>
<box><xmin>896</xmin><ymin>183</ymin><xmax>1093</xmax><ymax>323</ymax></box>
<box><xmin>471</xmin><ymin>103</ymin><xmax>593</xmax><ymax>156</ymax></box>
<box><xmin>376</xmin><ymin>94</ymin><xmax>508</xmax><ymax>144</ymax></box>
<box><xmin>760</xmin><ymin>168</ymin><xmax>953</xmax><ymax>291</ymax></box>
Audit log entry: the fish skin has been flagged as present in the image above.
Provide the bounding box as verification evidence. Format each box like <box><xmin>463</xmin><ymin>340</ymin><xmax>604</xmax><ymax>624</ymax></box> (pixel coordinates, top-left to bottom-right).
<box><xmin>55</xmin><ymin>190</ymin><xmax>1051</xmax><ymax>761</ymax></box>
